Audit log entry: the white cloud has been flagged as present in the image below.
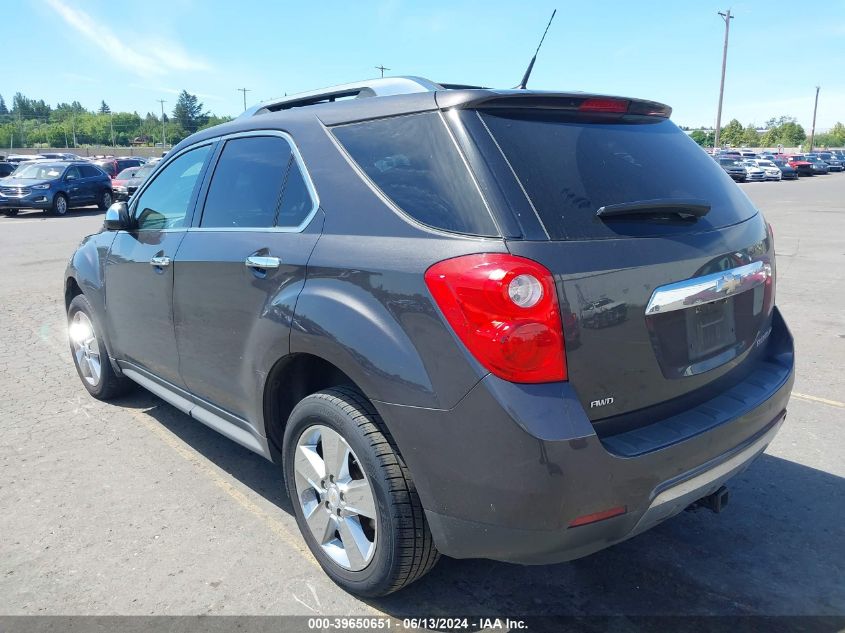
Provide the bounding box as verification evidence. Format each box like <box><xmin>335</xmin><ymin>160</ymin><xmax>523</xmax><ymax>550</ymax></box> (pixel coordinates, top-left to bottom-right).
<box><xmin>46</xmin><ymin>0</ymin><xmax>209</xmax><ymax>77</ymax></box>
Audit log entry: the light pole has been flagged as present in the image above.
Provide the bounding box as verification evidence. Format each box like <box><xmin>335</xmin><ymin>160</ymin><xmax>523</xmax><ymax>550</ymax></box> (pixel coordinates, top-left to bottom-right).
<box><xmin>713</xmin><ymin>9</ymin><xmax>734</xmax><ymax>150</ymax></box>
<box><xmin>158</xmin><ymin>99</ymin><xmax>167</xmax><ymax>148</ymax></box>
<box><xmin>809</xmin><ymin>85</ymin><xmax>820</xmax><ymax>151</ymax></box>
<box><xmin>237</xmin><ymin>88</ymin><xmax>251</xmax><ymax>111</ymax></box>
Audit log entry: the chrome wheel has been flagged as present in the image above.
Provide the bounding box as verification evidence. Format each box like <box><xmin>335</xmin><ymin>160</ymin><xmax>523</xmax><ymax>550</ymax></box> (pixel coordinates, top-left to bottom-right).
<box><xmin>293</xmin><ymin>424</ymin><xmax>378</xmax><ymax>571</ymax></box>
<box><xmin>69</xmin><ymin>311</ymin><xmax>101</xmax><ymax>386</ymax></box>
<box><xmin>55</xmin><ymin>195</ymin><xmax>68</xmax><ymax>215</ymax></box>
<box><xmin>102</xmin><ymin>191</ymin><xmax>112</xmax><ymax>208</ymax></box>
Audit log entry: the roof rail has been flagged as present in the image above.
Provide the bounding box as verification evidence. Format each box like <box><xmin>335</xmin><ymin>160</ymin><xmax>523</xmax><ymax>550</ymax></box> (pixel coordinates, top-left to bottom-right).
<box><xmin>240</xmin><ymin>76</ymin><xmax>444</xmax><ymax>118</ymax></box>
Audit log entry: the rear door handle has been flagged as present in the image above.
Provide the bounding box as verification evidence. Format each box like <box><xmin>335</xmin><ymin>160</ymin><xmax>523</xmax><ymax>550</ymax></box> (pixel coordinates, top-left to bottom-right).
<box><xmin>245</xmin><ymin>255</ymin><xmax>281</xmax><ymax>270</ymax></box>
<box><xmin>150</xmin><ymin>256</ymin><xmax>171</xmax><ymax>268</ymax></box>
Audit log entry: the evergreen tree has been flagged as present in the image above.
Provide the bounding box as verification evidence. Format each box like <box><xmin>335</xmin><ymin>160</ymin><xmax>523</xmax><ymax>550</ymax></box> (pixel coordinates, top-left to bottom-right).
<box><xmin>99</xmin><ymin>100</ymin><xmax>111</xmax><ymax>114</ymax></box>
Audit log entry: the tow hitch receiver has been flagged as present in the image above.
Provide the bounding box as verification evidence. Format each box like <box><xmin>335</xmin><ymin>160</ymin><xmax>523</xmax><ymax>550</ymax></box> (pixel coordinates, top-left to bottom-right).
<box><xmin>689</xmin><ymin>485</ymin><xmax>730</xmax><ymax>514</ymax></box>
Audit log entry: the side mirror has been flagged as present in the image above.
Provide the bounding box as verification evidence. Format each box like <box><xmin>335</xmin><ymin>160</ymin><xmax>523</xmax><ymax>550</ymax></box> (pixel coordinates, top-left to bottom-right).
<box><xmin>104</xmin><ymin>201</ymin><xmax>131</xmax><ymax>231</ymax></box>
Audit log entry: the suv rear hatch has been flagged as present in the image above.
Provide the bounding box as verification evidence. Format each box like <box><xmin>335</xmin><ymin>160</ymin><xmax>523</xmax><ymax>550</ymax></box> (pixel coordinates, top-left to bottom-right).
<box><xmin>457</xmin><ymin>96</ymin><xmax>775</xmax><ymax>429</ymax></box>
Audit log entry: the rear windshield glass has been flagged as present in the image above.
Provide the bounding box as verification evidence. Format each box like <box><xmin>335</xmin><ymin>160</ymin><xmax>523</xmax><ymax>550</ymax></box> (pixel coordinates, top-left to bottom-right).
<box><xmin>479</xmin><ymin>111</ymin><xmax>757</xmax><ymax>240</ymax></box>
<box><xmin>333</xmin><ymin>112</ymin><xmax>498</xmax><ymax>236</ymax></box>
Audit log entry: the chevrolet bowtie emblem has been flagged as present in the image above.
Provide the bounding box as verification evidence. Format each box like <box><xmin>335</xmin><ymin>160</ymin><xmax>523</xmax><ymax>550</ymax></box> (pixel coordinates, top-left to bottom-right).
<box><xmin>715</xmin><ymin>273</ymin><xmax>741</xmax><ymax>294</ymax></box>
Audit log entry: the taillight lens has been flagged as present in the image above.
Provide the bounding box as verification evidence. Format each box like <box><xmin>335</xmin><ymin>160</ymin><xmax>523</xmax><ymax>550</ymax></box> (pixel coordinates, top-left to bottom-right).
<box><xmin>424</xmin><ymin>253</ymin><xmax>567</xmax><ymax>383</ymax></box>
<box><xmin>579</xmin><ymin>98</ymin><xmax>629</xmax><ymax>113</ymax></box>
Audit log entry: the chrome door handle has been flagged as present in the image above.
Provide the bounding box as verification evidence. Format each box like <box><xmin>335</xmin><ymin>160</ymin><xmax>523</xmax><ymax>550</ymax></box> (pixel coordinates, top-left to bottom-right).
<box><xmin>150</xmin><ymin>256</ymin><xmax>171</xmax><ymax>267</ymax></box>
<box><xmin>245</xmin><ymin>255</ymin><xmax>281</xmax><ymax>270</ymax></box>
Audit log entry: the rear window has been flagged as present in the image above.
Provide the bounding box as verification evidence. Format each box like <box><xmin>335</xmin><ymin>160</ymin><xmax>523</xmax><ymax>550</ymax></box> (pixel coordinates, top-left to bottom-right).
<box><xmin>479</xmin><ymin>111</ymin><xmax>757</xmax><ymax>240</ymax></box>
<box><xmin>333</xmin><ymin>112</ymin><xmax>498</xmax><ymax>236</ymax></box>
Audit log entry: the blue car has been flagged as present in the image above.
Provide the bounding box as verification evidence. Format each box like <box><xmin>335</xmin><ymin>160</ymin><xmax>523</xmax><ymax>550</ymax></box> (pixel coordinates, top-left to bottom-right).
<box><xmin>0</xmin><ymin>161</ymin><xmax>113</xmax><ymax>216</ymax></box>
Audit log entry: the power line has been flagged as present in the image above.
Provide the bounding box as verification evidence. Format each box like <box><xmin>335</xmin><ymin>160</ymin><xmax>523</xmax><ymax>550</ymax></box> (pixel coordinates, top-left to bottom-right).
<box><xmin>375</xmin><ymin>65</ymin><xmax>390</xmax><ymax>78</ymax></box>
<box><xmin>713</xmin><ymin>9</ymin><xmax>734</xmax><ymax>150</ymax></box>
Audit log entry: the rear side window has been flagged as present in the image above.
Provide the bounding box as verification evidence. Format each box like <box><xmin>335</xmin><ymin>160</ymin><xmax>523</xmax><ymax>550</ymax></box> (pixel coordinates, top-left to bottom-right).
<box><xmin>333</xmin><ymin>112</ymin><xmax>498</xmax><ymax>236</ymax></box>
<box><xmin>200</xmin><ymin>135</ymin><xmax>292</xmax><ymax>229</ymax></box>
<box><xmin>479</xmin><ymin>111</ymin><xmax>757</xmax><ymax>240</ymax></box>
<box><xmin>80</xmin><ymin>165</ymin><xmax>102</xmax><ymax>178</ymax></box>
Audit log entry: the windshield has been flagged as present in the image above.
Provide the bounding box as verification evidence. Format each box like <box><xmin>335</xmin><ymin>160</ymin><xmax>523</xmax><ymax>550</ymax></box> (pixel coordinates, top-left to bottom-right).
<box><xmin>478</xmin><ymin>110</ymin><xmax>757</xmax><ymax>240</ymax></box>
<box><xmin>10</xmin><ymin>163</ymin><xmax>66</xmax><ymax>180</ymax></box>
<box><xmin>719</xmin><ymin>158</ymin><xmax>738</xmax><ymax>166</ymax></box>
<box><xmin>757</xmin><ymin>160</ymin><xmax>776</xmax><ymax>167</ymax></box>
<box><xmin>116</xmin><ymin>168</ymin><xmax>138</xmax><ymax>180</ymax></box>
<box><xmin>134</xmin><ymin>164</ymin><xmax>155</xmax><ymax>178</ymax></box>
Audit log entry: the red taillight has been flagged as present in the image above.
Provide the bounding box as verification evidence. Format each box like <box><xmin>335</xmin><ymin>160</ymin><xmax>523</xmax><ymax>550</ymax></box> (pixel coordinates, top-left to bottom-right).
<box><xmin>579</xmin><ymin>98</ymin><xmax>629</xmax><ymax>113</ymax></box>
<box><xmin>424</xmin><ymin>253</ymin><xmax>567</xmax><ymax>383</ymax></box>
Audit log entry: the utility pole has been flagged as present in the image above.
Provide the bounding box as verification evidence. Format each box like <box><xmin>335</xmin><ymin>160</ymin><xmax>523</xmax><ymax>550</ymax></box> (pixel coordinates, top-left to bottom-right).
<box><xmin>375</xmin><ymin>65</ymin><xmax>390</xmax><ymax>78</ymax></box>
<box><xmin>237</xmin><ymin>88</ymin><xmax>251</xmax><ymax>111</ymax></box>
<box><xmin>809</xmin><ymin>85</ymin><xmax>820</xmax><ymax>151</ymax></box>
<box><xmin>110</xmin><ymin>111</ymin><xmax>116</xmax><ymax>148</ymax></box>
<box><xmin>157</xmin><ymin>99</ymin><xmax>167</xmax><ymax>148</ymax></box>
<box><xmin>713</xmin><ymin>9</ymin><xmax>734</xmax><ymax>151</ymax></box>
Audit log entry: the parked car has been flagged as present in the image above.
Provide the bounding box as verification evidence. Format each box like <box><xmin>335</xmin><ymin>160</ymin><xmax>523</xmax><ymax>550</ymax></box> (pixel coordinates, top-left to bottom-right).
<box><xmin>813</xmin><ymin>152</ymin><xmax>843</xmax><ymax>172</ymax></box>
<box><xmin>0</xmin><ymin>161</ymin><xmax>112</xmax><ymax>216</ymax></box>
<box><xmin>784</xmin><ymin>154</ymin><xmax>814</xmax><ymax>176</ymax></box>
<box><xmin>801</xmin><ymin>154</ymin><xmax>830</xmax><ymax>174</ymax></box>
<box><xmin>718</xmin><ymin>157</ymin><xmax>747</xmax><ymax>181</ymax></box>
<box><xmin>6</xmin><ymin>154</ymin><xmax>44</xmax><ymax>165</ymax></box>
<box><xmin>112</xmin><ymin>163</ymin><xmax>155</xmax><ymax>201</ymax></box>
<box><xmin>741</xmin><ymin>160</ymin><xmax>767</xmax><ymax>182</ymax></box>
<box><xmin>751</xmin><ymin>159</ymin><xmax>782</xmax><ymax>181</ymax></box>
<box><xmin>771</xmin><ymin>159</ymin><xmax>798</xmax><ymax>180</ymax></box>
<box><xmin>65</xmin><ymin>77</ymin><xmax>793</xmax><ymax>597</ymax></box>
<box><xmin>92</xmin><ymin>157</ymin><xmax>144</xmax><ymax>179</ymax></box>
<box><xmin>0</xmin><ymin>162</ymin><xmax>17</xmax><ymax>178</ymax></box>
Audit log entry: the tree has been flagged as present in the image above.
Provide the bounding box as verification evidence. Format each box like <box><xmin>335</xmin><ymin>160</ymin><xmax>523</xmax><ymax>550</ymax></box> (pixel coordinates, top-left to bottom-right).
<box><xmin>0</xmin><ymin>94</ymin><xmax>7</xmax><ymax>116</ymax></box>
<box><xmin>742</xmin><ymin>124</ymin><xmax>761</xmax><ymax>147</ymax></box>
<box><xmin>690</xmin><ymin>129</ymin><xmax>715</xmax><ymax>147</ymax></box>
<box><xmin>99</xmin><ymin>100</ymin><xmax>111</xmax><ymax>114</ymax></box>
<box><xmin>719</xmin><ymin>119</ymin><xmax>744</xmax><ymax>147</ymax></box>
<box><xmin>172</xmin><ymin>90</ymin><xmax>208</xmax><ymax>133</ymax></box>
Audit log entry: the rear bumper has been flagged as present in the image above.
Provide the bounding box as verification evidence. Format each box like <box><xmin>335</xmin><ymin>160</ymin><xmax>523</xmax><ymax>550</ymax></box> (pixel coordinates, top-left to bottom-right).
<box><xmin>378</xmin><ymin>308</ymin><xmax>794</xmax><ymax>564</ymax></box>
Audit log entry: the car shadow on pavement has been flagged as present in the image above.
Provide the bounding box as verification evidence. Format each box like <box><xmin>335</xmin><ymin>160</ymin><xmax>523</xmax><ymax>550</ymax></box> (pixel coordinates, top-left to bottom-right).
<box><xmin>111</xmin><ymin>392</ymin><xmax>844</xmax><ymax>619</ymax></box>
<box><xmin>1</xmin><ymin>206</ymin><xmax>104</xmax><ymax>219</ymax></box>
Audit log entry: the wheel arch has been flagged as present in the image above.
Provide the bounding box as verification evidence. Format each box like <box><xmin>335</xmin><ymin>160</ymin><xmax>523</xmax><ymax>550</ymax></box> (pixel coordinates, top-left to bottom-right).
<box><xmin>263</xmin><ymin>352</ymin><xmax>371</xmax><ymax>463</ymax></box>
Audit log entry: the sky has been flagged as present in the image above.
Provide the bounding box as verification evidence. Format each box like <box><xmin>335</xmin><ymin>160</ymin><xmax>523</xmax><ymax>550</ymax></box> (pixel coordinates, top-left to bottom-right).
<box><xmin>5</xmin><ymin>0</ymin><xmax>845</xmax><ymax>131</ymax></box>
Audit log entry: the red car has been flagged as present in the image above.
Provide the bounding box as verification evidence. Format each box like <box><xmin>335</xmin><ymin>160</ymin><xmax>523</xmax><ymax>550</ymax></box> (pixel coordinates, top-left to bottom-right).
<box><xmin>91</xmin><ymin>157</ymin><xmax>144</xmax><ymax>179</ymax></box>
<box><xmin>783</xmin><ymin>154</ymin><xmax>813</xmax><ymax>176</ymax></box>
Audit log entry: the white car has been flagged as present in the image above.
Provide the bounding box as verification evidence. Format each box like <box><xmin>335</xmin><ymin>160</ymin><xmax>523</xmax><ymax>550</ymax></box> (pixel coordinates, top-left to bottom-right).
<box><xmin>741</xmin><ymin>160</ymin><xmax>767</xmax><ymax>182</ymax></box>
<box><xmin>753</xmin><ymin>159</ymin><xmax>782</xmax><ymax>181</ymax></box>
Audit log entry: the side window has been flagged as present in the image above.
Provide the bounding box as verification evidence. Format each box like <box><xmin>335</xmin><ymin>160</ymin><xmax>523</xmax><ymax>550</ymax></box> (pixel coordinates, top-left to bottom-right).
<box><xmin>200</xmin><ymin>136</ymin><xmax>292</xmax><ymax>229</ymax></box>
<box><xmin>332</xmin><ymin>112</ymin><xmax>498</xmax><ymax>236</ymax></box>
<box><xmin>276</xmin><ymin>160</ymin><xmax>315</xmax><ymax>228</ymax></box>
<box><xmin>65</xmin><ymin>166</ymin><xmax>81</xmax><ymax>181</ymax></box>
<box><xmin>80</xmin><ymin>165</ymin><xmax>100</xmax><ymax>178</ymax></box>
<box><xmin>133</xmin><ymin>145</ymin><xmax>211</xmax><ymax>231</ymax></box>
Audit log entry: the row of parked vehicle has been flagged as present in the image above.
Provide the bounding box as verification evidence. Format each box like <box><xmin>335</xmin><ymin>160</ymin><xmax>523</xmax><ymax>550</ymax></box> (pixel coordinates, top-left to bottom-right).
<box><xmin>713</xmin><ymin>148</ymin><xmax>845</xmax><ymax>182</ymax></box>
<box><xmin>0</xmin><ymin>153</ymin><xmax>160</xmax><ymax>216</ymax></box>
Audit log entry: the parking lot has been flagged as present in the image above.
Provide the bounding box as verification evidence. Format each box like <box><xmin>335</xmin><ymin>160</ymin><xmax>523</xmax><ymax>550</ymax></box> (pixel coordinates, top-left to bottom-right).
<box><xmin>0</xmin><ymin>176</ymin><xmax>843</xmax><ymax>621</ymax></box>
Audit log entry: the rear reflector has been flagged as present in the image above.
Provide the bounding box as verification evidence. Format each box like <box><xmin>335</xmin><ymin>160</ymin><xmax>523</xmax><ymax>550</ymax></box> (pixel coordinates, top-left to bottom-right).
<box><xmin>578</xmin><ymin>98</ymin><xmax>629</xmax><ymax>113</ymax></box>
<box><xmin>568</xmin><ymin>506</ymin><xmax>627</xmax><ymax>528</ymax></box>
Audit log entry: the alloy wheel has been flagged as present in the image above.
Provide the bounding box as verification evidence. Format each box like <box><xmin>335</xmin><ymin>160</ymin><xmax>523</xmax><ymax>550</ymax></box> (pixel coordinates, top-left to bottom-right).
<box><xmin>69</xmin><ymin>311</ymin><xmax>101</xmax><ymax>386</ymax></box>
<box><xmin>293</xmin><ymin>424</ymin><xmax>378</xmax><ymax>571</ymax></box>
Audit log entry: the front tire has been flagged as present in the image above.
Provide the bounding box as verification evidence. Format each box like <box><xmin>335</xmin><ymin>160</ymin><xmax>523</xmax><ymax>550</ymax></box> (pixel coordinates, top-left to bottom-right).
<box><xmin>2</xmin><ymin>209</ymin><xmax>18</xmax><ymax>216</ymax></box>
<box><xmin>283</xmin><ymin>388</ymin><xmax>439</xmax><ymax>597</ymax></box>
<box><xmin>68</xmin><ymin>294</ymin><xmax>133</xmax><ymax>400</ymax></box>
<box><xmin>98</xmin><ymin>190</ymin><xmax>113</xmax><ymax>210</ymax></box>
<box><xmin>52</xmin><ymin>193</ymin><xmax>68</xmax><ymax>216</ymax></box>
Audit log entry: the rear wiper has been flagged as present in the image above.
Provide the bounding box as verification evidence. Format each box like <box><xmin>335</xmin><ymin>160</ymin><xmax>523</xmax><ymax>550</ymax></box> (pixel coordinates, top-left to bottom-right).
<box><xmin>596</xmin><ymin>198</ymin><xmax>711</xmax><ymax>220</ymax></box>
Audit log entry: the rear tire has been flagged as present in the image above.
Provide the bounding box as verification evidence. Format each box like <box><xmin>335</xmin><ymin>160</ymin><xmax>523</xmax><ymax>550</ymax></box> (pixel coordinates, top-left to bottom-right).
<box><xmin>98</xmin><ymin>190</ymin><xmax>113</xmax><ymax>210</ymax></box>
<box><xmin>2</xmin><ymin>209</ymin><xmax>18</xmax><ymax>216</ymax></box>
<box><xmin>68</xmin><ymin>294</ymin><xmax>133</xmax><ymax>400</ymax></box>
<box><xmin>283</xmin><ymin>387</ymin><xmax>439</xmax><ymax>597</ymax></box>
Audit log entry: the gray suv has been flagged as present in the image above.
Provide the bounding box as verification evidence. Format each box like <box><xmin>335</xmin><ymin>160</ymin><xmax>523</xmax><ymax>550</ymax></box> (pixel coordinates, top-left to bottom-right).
<box><xmin>65</xmin><ymin>77</ymin><xmax>794</xmax><ymax>597</ymax></box>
